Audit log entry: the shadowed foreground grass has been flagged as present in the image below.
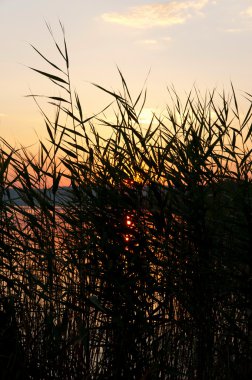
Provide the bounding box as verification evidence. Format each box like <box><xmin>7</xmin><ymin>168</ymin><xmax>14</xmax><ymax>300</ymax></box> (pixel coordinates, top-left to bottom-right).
<box><xmin>0</xmin><ymin>26</ymin><xmax>252</xmax><ymax>379</ymax></box>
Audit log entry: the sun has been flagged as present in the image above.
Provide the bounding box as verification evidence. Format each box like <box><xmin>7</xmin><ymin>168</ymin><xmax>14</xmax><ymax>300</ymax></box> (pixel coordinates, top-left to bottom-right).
<box><xmin>138</xmin><ymin>108</ymin><xmax>156</xmax><ymax>125</ymax></box>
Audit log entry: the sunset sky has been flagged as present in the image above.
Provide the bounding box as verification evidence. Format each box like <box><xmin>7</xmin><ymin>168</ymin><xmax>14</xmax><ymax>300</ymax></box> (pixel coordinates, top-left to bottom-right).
<box><xmin>0</xmin><ymin>0</ymin><xmax>252</xmax><ymax>148</ymax></box>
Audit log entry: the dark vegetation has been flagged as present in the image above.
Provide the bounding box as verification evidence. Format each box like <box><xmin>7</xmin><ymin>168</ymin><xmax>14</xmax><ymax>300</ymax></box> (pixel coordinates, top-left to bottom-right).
<box><xmin>0</xmin><ymin>25</ymin><xmax>252</xmax><ymax>379</ymax></box>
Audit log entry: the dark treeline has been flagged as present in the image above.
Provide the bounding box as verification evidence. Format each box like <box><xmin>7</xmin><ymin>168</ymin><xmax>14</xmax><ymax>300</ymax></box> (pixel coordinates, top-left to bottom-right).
<box><xmin>0</xmin><ymin>26</ymin><xmax>252</xmax><ymax>379</ymax></box>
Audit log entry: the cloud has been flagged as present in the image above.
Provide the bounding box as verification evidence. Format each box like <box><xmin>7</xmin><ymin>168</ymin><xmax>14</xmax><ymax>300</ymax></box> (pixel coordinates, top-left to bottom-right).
<box><xmin>135</xmin><ymin>36</ymin><xmax>172</xmax><ymax>48</ymax></box>
<box><xmin>224</xmin><ymin>28</ymin><xmax>243</xmax><ymax>34</ymax></box>
<box><xmin>137</xmin><ymin>39</ymin><xmax>159</xmax><ymax>45</ymax></box>
<box><xmin>101</xmin><ymin>0</ymin><xmax>209</xmax><ymax>29</ymax></box>
<box><xmin>241</xmin><ymin>6</ymin><xmax>252</xmax><ymax>17</ymax></box>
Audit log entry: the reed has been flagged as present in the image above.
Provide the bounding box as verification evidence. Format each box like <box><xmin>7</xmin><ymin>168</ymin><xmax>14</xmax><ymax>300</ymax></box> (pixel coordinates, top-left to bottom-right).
<box><xmin>0</xmin><ymin>24</ymin><xmax>252</xmax><ymax>379</ymax></box>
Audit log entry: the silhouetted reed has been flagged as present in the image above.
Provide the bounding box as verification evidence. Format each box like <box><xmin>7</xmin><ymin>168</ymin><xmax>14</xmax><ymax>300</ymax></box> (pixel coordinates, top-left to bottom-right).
<box><xmin>0</xmin><ymin>24</ymin><xmax>252</xmax><ymax>379</ymax></box>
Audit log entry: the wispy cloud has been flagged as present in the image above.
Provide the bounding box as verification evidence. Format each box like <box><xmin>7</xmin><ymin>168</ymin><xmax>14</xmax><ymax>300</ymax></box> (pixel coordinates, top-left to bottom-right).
<box><xmin>241</xmin><ymin>6</ymin><xmax>252</xmax><ymax>18</ymax></box>
<box><xmin>135</xmin><ymin>36</ymin><xmax>172</xmax><ymax>48</ymax></box>
<box><xmin>224</xmin><ymin>28</ymin><xmax>243</xmax><ymax>34</ymax></box>
<box><xmin>101</xmin><ymin>1</ymin><xmax>209</xmax><ymax>29</ymax></box>
<box><xmin>137</xmin><ymin>39</ymin><xmax>159</xmax><ymax>45</ymax></box>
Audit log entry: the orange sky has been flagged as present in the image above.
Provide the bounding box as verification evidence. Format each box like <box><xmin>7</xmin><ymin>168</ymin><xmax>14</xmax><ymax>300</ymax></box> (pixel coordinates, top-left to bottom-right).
<box><xmin>0</xmin><ymin>0</ymin><xmax>252</xmax><ymax>151</ymax></box>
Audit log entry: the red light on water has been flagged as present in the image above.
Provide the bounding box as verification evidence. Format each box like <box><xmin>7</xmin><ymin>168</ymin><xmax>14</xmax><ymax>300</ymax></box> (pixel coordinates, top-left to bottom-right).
<box><xmin>123</xmin><ymin>178</ymin><xmax>135</xmax><ymax>188</ymax></box>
